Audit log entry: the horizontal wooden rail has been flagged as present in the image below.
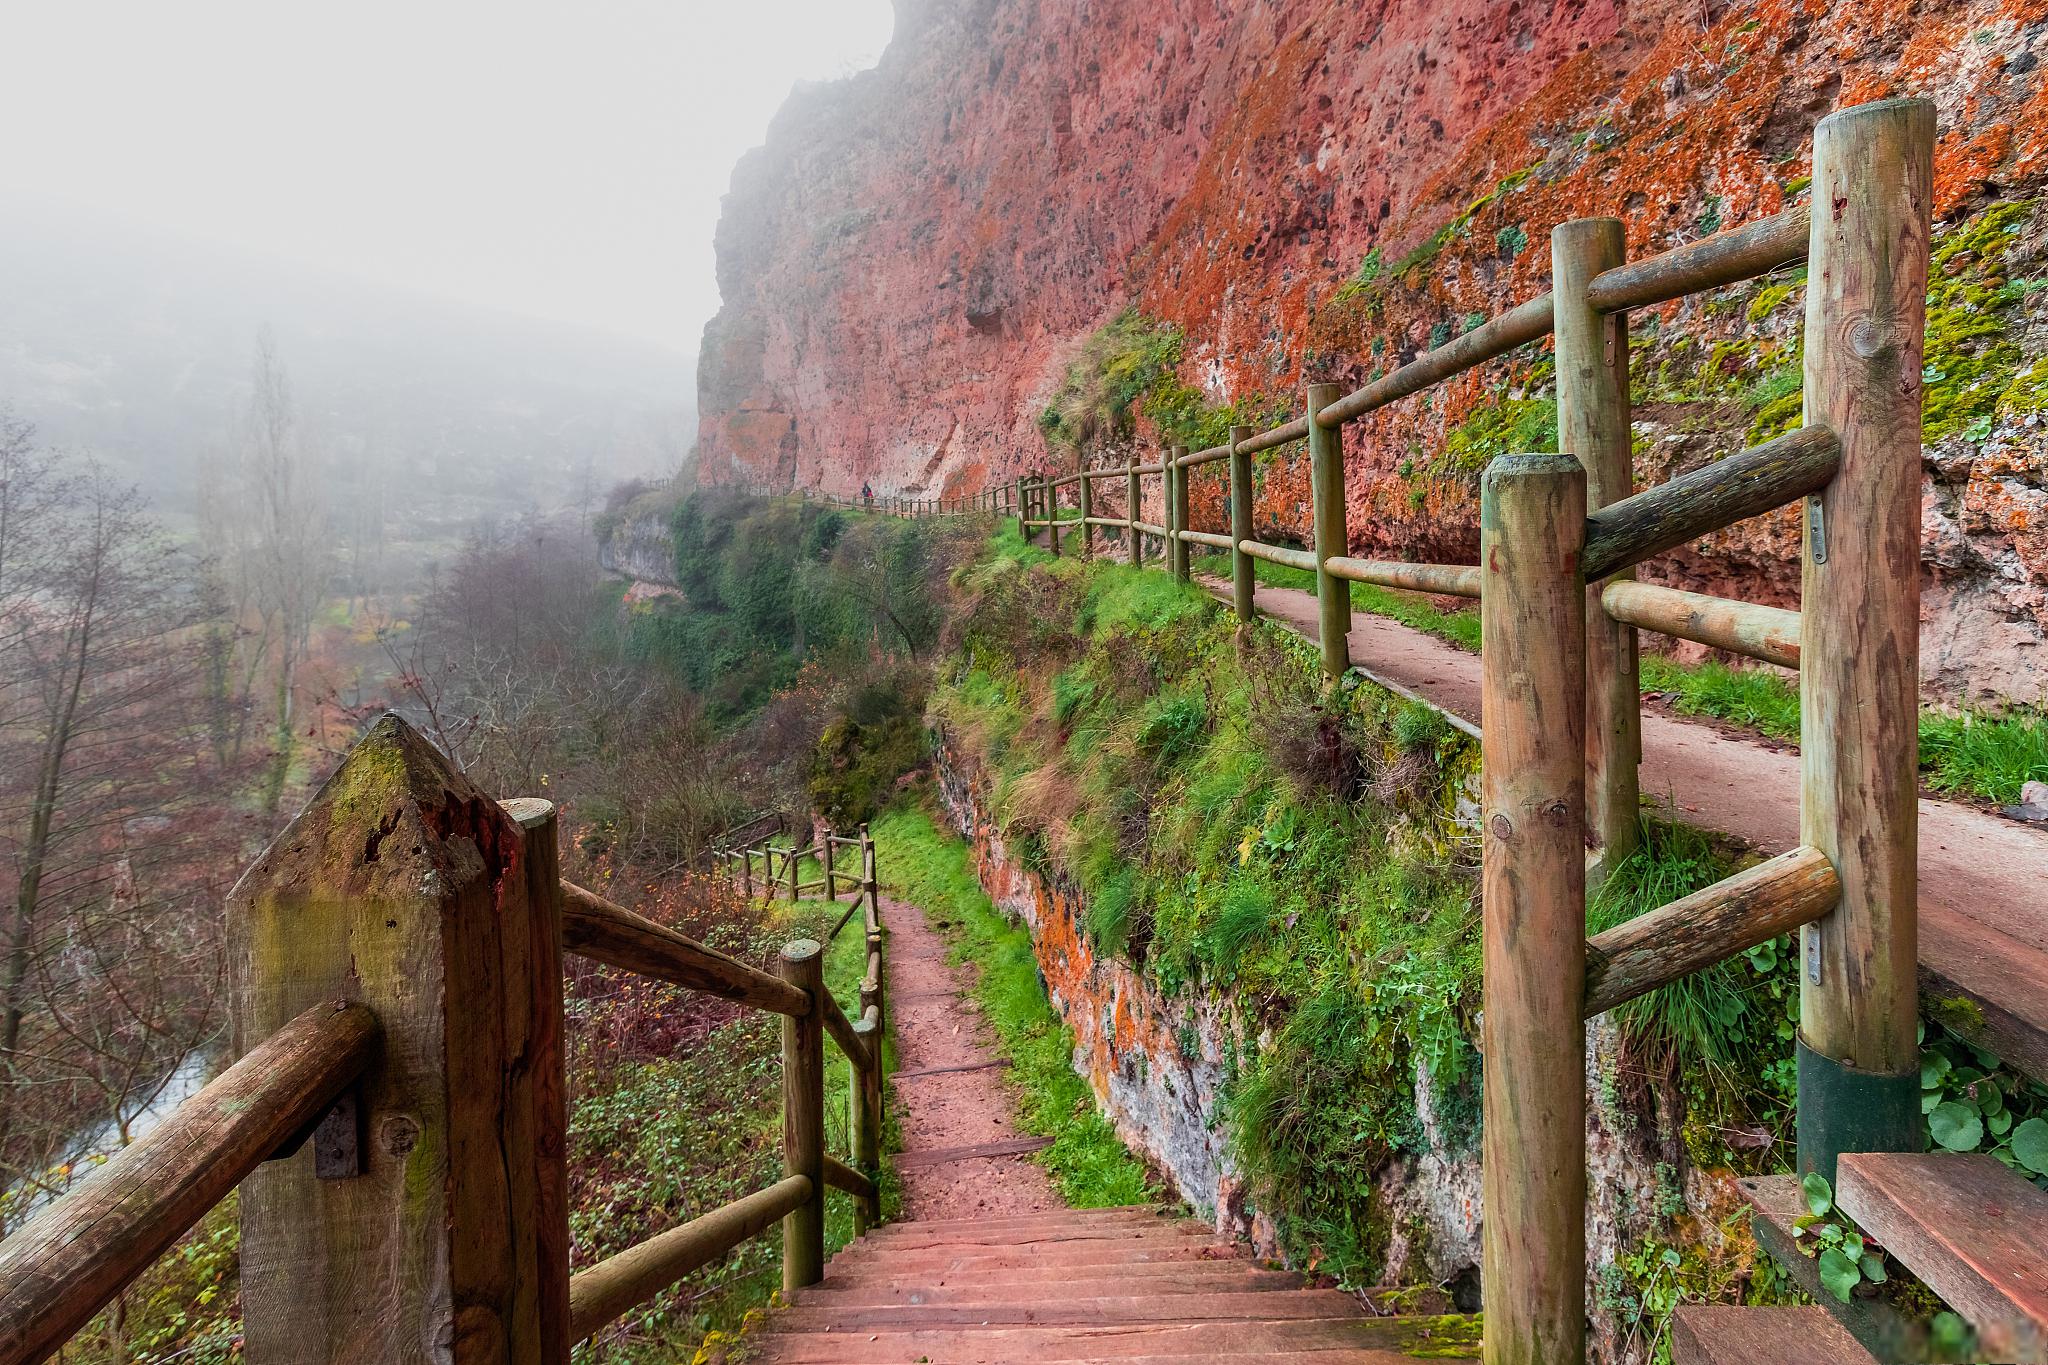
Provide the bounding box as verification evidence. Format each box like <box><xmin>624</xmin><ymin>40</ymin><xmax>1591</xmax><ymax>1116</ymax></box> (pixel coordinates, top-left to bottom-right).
<box><xmin>823</xmin><ymin>1154</ymin><xmax>876</xmax><ymax>1200</ymax></box>
<box><xmin>1585</xmin><ymin>204</ymin><xmax>1810</xmax><ymax>314</ymax></box>
<box><xmin>1601</xmin><ymin>580</ymin><xmax>1801</xmax><ymax>668</ymax></box>
<box><xmin>1051</xmin><ymin>473</ymin><xmax>1081</xmax><ymax>488</ymax></box>
<box><xmin>1324</xmin><ymin>557</ymin><xmax>1481</xmax><ymax>598</ymax></box>
<box><xmin>562</xmin><ymin>881</ymin><xmax>810</xmax><ymax>1017</ymax></box>
<box><xmin>797</xmin><ymin>878</ymin><xmax>828</xmax><ymax>895</ymax></box>
<box><xmin>567</xmin><ymin>1174</ymin><xmax>813</xmax><ymax>1344</ymax></box>
<box><xmin>1130</xmin><ymin>461</ymin><xmax>1165</xmax><ymax>475</ymax></box>
<box><xmin>1581</xmin><ymin>423</ymin><xmax>1839</xmax><ymax>581</ymax></box>
<box><xmin>1180</xmin><ymin>528</ymin><xmax>1234</xmax><ymax>551</ymax></box>
<box><xmin>0</xmin><ymin>1001</ymin><xmax>379</xmax><ymax>1365</ymax></box>
<box><xmin>1082</xmin><ymin>515</ymin><xmax>1124</xmax><ymax>528</ymax></box>
<box><xmin>1583</xmin><ymin>845</ymin><xmax>1839</xmax><ymax>1017</ymax></box>
<box><xmin>1237</xmin><ymin>415</ymin><xmax>1311</xmax><ymax>456</ymax></box>
<box><xmin>821</xmin><ymin>990</ymin><xmax>871</xmax><ymax>1074</ymax></box>
<box><xmin>1131</xmin><ymin>519</ymin><xmax>1168</xmax><ymax>536</ymax></box>
<box><xmin>1178</xmin><ymin>444</ymin><xmax>1232</xmax><ymax>468</ymax></box>
<box><xmin>1240</xmin><ymin>539</ymin><xmax>1319</xmax><ymax>573</ymax></box>
<box><xmin>1317</xmin><ymin>293</ymin><xmax>1556</xmax><ymax>429</ymax></box>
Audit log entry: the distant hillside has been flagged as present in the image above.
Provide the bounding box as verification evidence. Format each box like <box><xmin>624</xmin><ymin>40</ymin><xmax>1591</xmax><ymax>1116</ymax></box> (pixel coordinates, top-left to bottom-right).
<box><xmin>0</xmin><ymin>195</ymin><xmax>695</xmax><ymax>530</ymax></box>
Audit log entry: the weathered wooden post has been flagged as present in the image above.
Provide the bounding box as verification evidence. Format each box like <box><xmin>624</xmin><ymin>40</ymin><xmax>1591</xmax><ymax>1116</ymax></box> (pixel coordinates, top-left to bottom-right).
<box><xmin>229</xmin><ymin>714</ymin><xmax>569</xmax><ymax>1364</ymax></box>
<box><xmin>1125</xmin><ymin>460</ymin><xmax>1143</xmax><ymax>568</ymax></box>
<box><xmin>1046</xmin><ymin>477</ymin><xmax>1062</xmax><ymax>557</ymax></box>
<box><xmin>822</xmin><ymin>836</ymin><xmax>835</xmax><ymax>900</ymax></box>
<box><xmin>777</xmin><ymin>940</ymin><xmax>826</xmax><ymax>1288</ymax></box>
<box><xmin>1170</xmin><ymin>446</ymin><xmax>1191</xmax><ymax>582</ymax></box>
<box><xmin>1554</xmin><ymin>217</ymin><xmax>1640</xmax><ymax>887</ymax></box>
<box><xmin>1161</xmin><ymin>453</ymin><xmax>1180</xmax><ymax>578</ymax></box>
<box><xmin>850</xmin><ymin>1016</ymin><xmax>882</xmax><ymax>1233</ymax></box>
<box><xmin>786</xmin><ymin>839</ymin><xmax>800</xmax><ymax>901</ymax></box>
<box><xmin>1796</xmin><ymin>97</ymin><xmax>1933</xmax><ymax>1181</ymax></box>
<box><xmin>1078</xmin><ymin>465</ymin><xmax>1094</xmax><ymax>558</ymax></box>
<box><xmin>1229</xmin><ymin>425</ymin><xmax>1255</xmax><ymax>624</ymax></box>
<box><xmin>742</xmin><ymin>847</ymin><xmax>755</xmax><ymax>902</ymax></box>
<box><xmin>1305</xmin><ymin>384</ymin><xmax>1352</xmax><ymax>678</ymax></box>
<box><xmin>1480</xmin><ymin>454</ymin><xmax>1588</xmax><ymax>1365</ymax></box>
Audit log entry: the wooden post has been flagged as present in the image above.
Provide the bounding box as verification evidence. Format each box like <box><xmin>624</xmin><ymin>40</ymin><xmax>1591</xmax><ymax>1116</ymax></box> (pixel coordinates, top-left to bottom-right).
<box><xmin>849</xmin><ymin>1016</ymin><xmax>881</xmax><ymax>1234</ymax></box>
<box><xmin>1305</xmin><ymin>384</ymin><xmax>1352</xmax><ymax>678</ymax></box>
<box><xmin>1161</xmin><ymin>454</ymin><xmax>1178</xmax><ymax>577</ymax></box>
<box><xmin>742</xmin><ymin>847</ymin><xmax>754</xmax><ymax>902</ymax></box>
<box><xmin>787</xmin><ymin>839</ymin><xmax>800</xmax><ymax>901</ymax></box>
<box><xmin>1229</xmin><ymin>424</ymin><xmax>1255</xmax><ymax>624</ymax></box>
<box><xmin>1554</xmin><ymin>216</ymin><xmax>1641</xmax><ymax>887</ymax></box>
<box><xmin>1480</xmin><ymin>454</ymin><xmax>1587</xmax><ymax>1365</ymax></box>
<box><xmin>1796</xmin><ymin>97</ymin><xmax>1933</xmax><ymax>1181</ymax></box>
<box><xmin>1125</xmin><ymin>460</ymin><xmax>1143</xmax><ymax>568</ymax></box>
<box><xmin>823</xmin><ymin>836</ymin><xmax>835</xmax><ymax>900</ymax></box>
<box><xmin>778</xmin><ymin>940</ymin><xmax>826</xmax><ymax>1288</ymax></box>
<box><xmin>504</xmin><ymin>797</ymin><xmax>571</xmax><ymax>1363</ymax></box>
<box><xmin>1046</xmin><ymin>477</ymin><xmax>1062</xmax><ymax>557</ymax></box>
<box><xmin>1170</xmin><ymin>446</ymin><xmax>1191</xmax><ymax>581</ymax></box>
<box><xmin>230</xmin><ymin>714</ymin><xmax>564</xmax><ymax>1364</ymax></box>
<box><xmin>1078</xmin><ymin>466</ymin><xmax>1094</xmax><ymax>558</ymax></box>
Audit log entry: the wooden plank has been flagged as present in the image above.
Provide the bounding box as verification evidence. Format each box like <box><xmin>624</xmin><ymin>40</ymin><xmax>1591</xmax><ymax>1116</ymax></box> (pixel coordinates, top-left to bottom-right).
<box><xmin>503</xmin><ymin>798</ymin><xmax>570</xmax><ymax>1362</ymax></box>
<box><xmin>891</xmin><ymin>1136</ymin><xmax>1055</xmax><ymax>1169</ymax></box>
<box><xmin>771</xmin><ymin>1291</ymin><xmax>1365</xmax><ymax>1331</ymax></box>
<box><xmin>0</xmin><ymin>1002</ymin><xmax>377</xmax><ymax>1365</ymax></box>
<box><xmin>1583</xmin><ymin>845</ymin><xmax>1839</xmax><ymax>1017</ymax></box>
<box><xmin>894</xmin><ymin>1058</ymin><xmax>1010</xmax><ymax>1079</ymax></box>
<box><xmin>1736</xmin><ymin>1175</ymin><xmax>1920</xmax><ymax>1360</ymax></box>
<box><xmin>1670</xmin><ymin>1306</ymin><xmax>1876</xmax><ymax>1364</ymax></box>
<box><xmin>1480</xmin><ymin>452</ymin><xmax>1588</xmax><ymax>1365</ymax></box>
<box><xmin>748</xmin><ymin>1315</ymin><xmax>1479</xmax><ymax>1362</ymax></box>
<box><xmin>1835</xmin><ymin>1152</ymin><xmax>2048</xmax><ymax>1362</ymax></box>
<box><xmin>561</xmin><ymin>879</ymin><xmax>809</xmax><ymax>1017</ymax></box>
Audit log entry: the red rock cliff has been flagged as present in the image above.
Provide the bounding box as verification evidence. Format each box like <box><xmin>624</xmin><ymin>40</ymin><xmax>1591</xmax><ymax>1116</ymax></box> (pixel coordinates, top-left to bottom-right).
<box><xmin>701</xmin><ymin>0</ymin><xmax>2048</xmax><ymax>701</ymax></box>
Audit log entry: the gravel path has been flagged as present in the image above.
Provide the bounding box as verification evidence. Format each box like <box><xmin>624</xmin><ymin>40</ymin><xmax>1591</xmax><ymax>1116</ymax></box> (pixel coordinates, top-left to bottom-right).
<box><xmin>880</xmin><ymin>894</ymin><xmax>1062</xmax><ymax>1220</ymax></box>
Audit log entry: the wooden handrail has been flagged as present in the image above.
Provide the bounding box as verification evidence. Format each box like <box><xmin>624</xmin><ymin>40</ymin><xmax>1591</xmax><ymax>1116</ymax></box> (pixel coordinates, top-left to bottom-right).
<box><xmin>0</xmin><ymin>1001</ymin><xmax>379</xmax><ymax>1365</ymax></box>
<box><xmin>823</xmin><ymin>1154</ymin><xmax>876</xmax><ymax>1200</ymax></box>
<box><xmin>821</xmin><ymin>989</ymin><xmax>872</xmax><ymax>1075</ymax></box>
<box><xmin>1239</xmin><ymin>540</ymin><xmax>1319</xmax><ymax>573</ymax></box>
<box><xmin>1324</xmin><ymin>557</ymin><xmax>1480</xmax><ymax>598</ymax></box>
<box><xmin>1600</xmin><ymin>580</ymin><xmax>1800</xmax><ymax>669</ymax></box>
<box><xmin>567</xmin><ymin>1174</ymin><xmax>813</xmax><ymax>1343</ymax></box>
<box><xmin>1581</xmin><ymin>424</ymin><xmax>1840</xmax><ymax>581</ymax></box>
<box><xmin>1585</xmin><ymin>203</ymin><xmax>1810</xmax><ymax>314</ymax></box>
<box><xmin>1584</xmin><ymin>845</ymin><xmax>1839</xmax><ymax>1017</ymax></box>
<box><xmin>1317</xmin><ymin>293</ymin><xmax>1556</xmax><ymax>429</ymax></box>
<box><xmin>1179</xmin><ymin>529</ymin><xmax>1234</xmax><ymax>551</ymax></box>
<box><xmin>561</xmin><ymin>880</ymin><xmax>811</xmax><ymax>1017</ymax></box>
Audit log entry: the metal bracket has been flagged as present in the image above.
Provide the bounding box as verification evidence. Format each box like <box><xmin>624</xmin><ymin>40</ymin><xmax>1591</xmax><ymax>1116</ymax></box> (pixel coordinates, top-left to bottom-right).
<box><xmin>1807</xmin><ymin>496</ymin><xmax>1828</xmax><ymax>564</ymax></box>
<box><xmin>267</xmin><ymin>1086</ymin><xmax>366</xmax><ymax>1179</ymax></box>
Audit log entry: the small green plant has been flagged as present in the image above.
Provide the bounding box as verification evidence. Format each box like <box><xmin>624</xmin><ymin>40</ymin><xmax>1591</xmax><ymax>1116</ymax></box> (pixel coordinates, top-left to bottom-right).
<box><xmin>1918</xmin><ymin>707</ymin><xmax>2048</xmax><ymax>805</ymax></box>
<box><xmin>1792</xmin><ymin>1173</ymin><xmax>1888</xmax><ymax>1303</ymax></box>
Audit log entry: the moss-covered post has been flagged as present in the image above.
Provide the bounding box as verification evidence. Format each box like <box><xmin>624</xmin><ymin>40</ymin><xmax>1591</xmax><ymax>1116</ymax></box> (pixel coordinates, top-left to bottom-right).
<box><xmin>1480</xmin><ymin>454</ymin><xmax>1587</xmax><ymax>1365</ymax></box>
<box><xmin>1554</xmin><ymin>216</ymin><xmax>1640</xmax><ymax>888</ymax></box>
<box><xmin>1125</xmin><ymin>460</ymin><xmax>1143</xmax><ymax>568</ymax></box>
<box><xmin>1078</xmin><ymin>466</ymin><xmax>1094</xmax><ymax>559</ymax></box>
<box><xmin>1796</xmin><ymin>98</ymin><xmax>1933</xmax><ymax>1181</ymax></box>
<box><xmin>229</xmin><ymin>715</ymin><xmax>564</xmax><ymax>1364</ymax></box>
<box><xmin>1305</xmin><ymin>384</ymin><xmax>1352</xmax><ymax>678</ymax></box>
<box><xmin>778</xmin><ymin>940</ymin><xmax>826</xmax><ymax>1288</ymax></box>
<box><xmin>1229</xmin><ymin>424</ymin><xmax>1256</xmax><ymax>625</ymax></box>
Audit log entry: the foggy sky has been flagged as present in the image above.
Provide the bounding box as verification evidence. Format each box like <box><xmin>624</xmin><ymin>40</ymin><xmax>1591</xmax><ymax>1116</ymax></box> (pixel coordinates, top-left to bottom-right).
<box><xmin>2</xmin><ymin>1</ymin><xmax>894</xmax><ymax>356</ymax></box>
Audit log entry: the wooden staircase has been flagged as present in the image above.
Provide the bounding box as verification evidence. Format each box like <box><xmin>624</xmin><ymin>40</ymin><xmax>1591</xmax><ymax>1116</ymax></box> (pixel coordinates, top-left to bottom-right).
<box><xmin>1676</xmin><ymin>1153</ymin><xmax>2048</xmax><ymax>1362</ymax></box>
<box><xmin>747</xmin><ymin>1206</ymin><xmax>1480</xmax><ymax>1363</ymax></box>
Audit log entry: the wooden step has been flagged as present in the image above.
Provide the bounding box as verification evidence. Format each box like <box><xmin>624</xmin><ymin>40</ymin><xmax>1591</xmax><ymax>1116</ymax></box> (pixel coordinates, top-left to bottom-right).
<box><xmin>1671</xmin><ymin>1306</ymin><xmax>1878</xmax><ymax>1363</ymax></box>
<box><xmin>859</xmin><ymin>1210</ymin><xmax>1169</xmax><ymax>1240</ymax></box>
<box><xmin>1835</xmin><ymin>1151</ymin><xmax>2048</xmax><ymax>1362</ymax></box>
<box><xmin>1737</xmin><ymin>1174</ymin><xmax>1923</xmax><ymax>1359</ymax></box>
<box><xmin>793</xmin><ymin>1268</ymin><xmax>1308</xmax><ymax>1305</ymax></box>
<box><xmin>860</xmin><ymin>1205</ymin><xmax>1160</xmax><ymax>1235</ymax></box>
<box><xmin>825</xmin><ymin>1240</ymin><xmax>1241</xmax><ymax>1274</ymax></box>
<box><xmin>814</xmin><ymin>1258</ymin><xmax>1273</xmax><ymax>1289</ymax></box>
<box><xmin>771</xmin><ymin>1288</ymin><xmax>1365</xmax><ymax>1331</ymax></box>
<box><xmin>851</xmin><ymin>1220</ymin><xmax>1213</xmax><ymax>1251</ymax></box>
<box><xmin>746</xmin><ymin>1315</ymin><xmax>1480</xmax><ymax>1361</ymax></box>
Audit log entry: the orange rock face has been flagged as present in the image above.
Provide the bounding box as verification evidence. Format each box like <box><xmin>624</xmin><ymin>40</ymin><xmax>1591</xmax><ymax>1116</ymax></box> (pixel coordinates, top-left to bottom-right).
<box><xmin>702</xmin><ymin>0</ymin><xmax>2048</xmax><ymax>701</ymax></box>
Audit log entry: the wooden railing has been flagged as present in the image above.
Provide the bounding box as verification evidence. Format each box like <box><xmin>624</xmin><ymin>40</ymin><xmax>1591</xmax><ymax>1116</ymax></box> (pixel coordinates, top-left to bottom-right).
<box><xmin>1005</xmin><ymin>98</ymin><xmax>1929</xmax><ymax>1365</ymax></box>
<box><xmin>0</xmin><ymin>716</ymin><xmax>890</xmax><ymax>1363</ymax></box>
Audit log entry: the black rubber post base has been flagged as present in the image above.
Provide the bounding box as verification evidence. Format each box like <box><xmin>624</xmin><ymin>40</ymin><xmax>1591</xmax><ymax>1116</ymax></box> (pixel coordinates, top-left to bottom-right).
<box><xmin>1796</xmin><ymin>1037</ymin><xmax>1922</xmax><ymax>1184</ymax></box>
